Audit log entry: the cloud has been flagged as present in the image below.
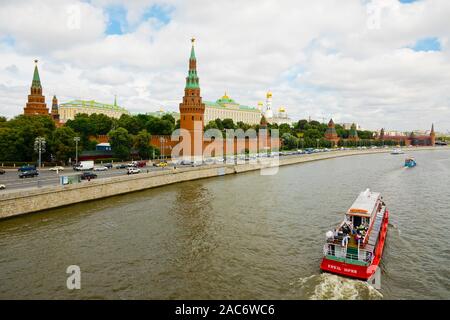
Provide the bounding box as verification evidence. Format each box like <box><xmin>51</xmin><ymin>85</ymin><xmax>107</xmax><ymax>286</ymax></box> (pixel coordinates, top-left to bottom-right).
<box><xmin>0</xmin><ymin>0</ymin><xmax>449</xmax><ymax>132</ymax></box>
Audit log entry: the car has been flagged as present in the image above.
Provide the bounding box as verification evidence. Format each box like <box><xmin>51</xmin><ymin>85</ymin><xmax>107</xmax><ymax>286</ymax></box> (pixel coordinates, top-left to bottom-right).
<box><xmin>80</xmin><ymin>172</ymin><xmax>97</xmax><ymax>180</ymax></box>
<box><xmin>18</xmin><ymin>165</ymin><xmax>36</xmax><ymax>172</ymax></box>
<box><xmin>0</xmin><ymin>168</ymin><xmax>5</xmax><ymax>175</ymax></box>
<box><xmin>49</xmin><ymin>166</ymin><xmax>64</xmax><ymax>171</ymax></box>
<box><xmin>104</xmin><ymin>163</ymin><xmax>113</xmax><ymax>169</ymax></box>
<box><xmin>93</xmin><ymin>166</ymin><xmax>108</xmax><ymax>171</ymax></box>
<box><xmin>0</xmin><ymin>184</ymin><xmax>5</xmax><ymax>190</ymax></box>
<box><xmin>156</xmin><ymin>162</ymin><xmax>168</xmax><ymax>167</ymax></box>
<box><xmin>127</xmin><ymin>167</ymin><xmax>141</xmax><ymax>175</ymax></box>
<box><xmin>115</xmin><ymin>164</ymin><xmax>127</xmax><ymax>169</ymax></box>
<box><xmin>19</xmin><ymin>170</ymin><xmax>39</xmax><ymax>178</ymax></box>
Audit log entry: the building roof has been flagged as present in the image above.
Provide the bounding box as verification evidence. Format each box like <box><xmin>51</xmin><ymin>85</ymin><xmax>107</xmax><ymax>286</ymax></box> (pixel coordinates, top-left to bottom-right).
<box><xmin>347</xmin><ymin>189</ymin><xmax>381</xmax><ymax>217</ymax></box>
<box><xmin>59</xmin><ymin>99</ymin><xmax>129</xmax><ymax>113</ymax></box>
<box><xmin>204</xmin><ymin>94</ymin><xmax>260</xmax><ymax>113</ymax></box>
<box><xmin>32</xmin><ymin>60</ymin><xmax>41</xmax><ymax>88</ymax></box>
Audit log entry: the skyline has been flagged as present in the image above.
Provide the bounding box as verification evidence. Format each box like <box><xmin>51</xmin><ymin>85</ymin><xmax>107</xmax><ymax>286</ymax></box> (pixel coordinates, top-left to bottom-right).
<box><xmin>1</xmin><ymin>0</ymin><xmax>450</xmax><ymax>132</ymax></box>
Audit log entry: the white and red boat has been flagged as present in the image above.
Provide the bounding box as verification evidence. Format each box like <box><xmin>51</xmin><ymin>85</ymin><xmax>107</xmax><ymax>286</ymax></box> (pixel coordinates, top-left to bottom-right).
<box><xmin>320</xmin><ymin>189</ymin><xmax>389</xmax><ymax>281</ymax></box>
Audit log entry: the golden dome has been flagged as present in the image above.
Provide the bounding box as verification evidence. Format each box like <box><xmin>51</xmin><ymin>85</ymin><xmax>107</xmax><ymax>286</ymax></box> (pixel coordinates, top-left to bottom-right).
<box><xmin>278</xmin><ymin>107</ymin><xmax>285</xmax><ymax>113</ymax></box>
<box><xmin>222</xmin><ymin>91</ymin><xmax>230</xmax><ymax>100</ymax></box>
<box><xmin>266</xmin><ymin>91</ymin><xmax>272</xmax><ymax>99</ymax></box>
<box><xmin>258</xmin><ymin>101</ymin><xmax>263</xmax><ymax>106</ymax></box>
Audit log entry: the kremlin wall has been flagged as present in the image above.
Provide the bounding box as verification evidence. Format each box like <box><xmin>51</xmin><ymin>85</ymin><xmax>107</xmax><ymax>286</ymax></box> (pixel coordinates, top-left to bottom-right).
<box><xmin>19</xmin><ymin>40</ymin><xmax>436</xmax><ymax>159</ymax></box>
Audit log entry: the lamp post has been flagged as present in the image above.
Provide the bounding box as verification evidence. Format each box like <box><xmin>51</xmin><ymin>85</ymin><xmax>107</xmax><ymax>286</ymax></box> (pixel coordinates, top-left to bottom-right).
<box><xmin>34</xmin><ymin>137</ymin><xmax>46</xmax><ymax>169</ymax></box>
<box><xmin>316</xmin><ymin>138</ymin><xmax>320</xmax><ymax>149</ymax></box>
<box><xmin>160</xmin><ymin>137</ymin><xmax>164</xmax><ymax>161</ymax></box>
<box><xmin>74</xmin><ymin>137</ymin><xmax>80</xmax><ymax>166</ymax></box>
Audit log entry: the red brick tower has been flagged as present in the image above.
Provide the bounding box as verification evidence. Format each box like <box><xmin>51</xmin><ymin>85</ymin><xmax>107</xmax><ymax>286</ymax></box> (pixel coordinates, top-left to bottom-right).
<box><xmin>179</xmin><ymin>38</ymin><xmax>205</xmax><ymax>159</ymax></box>
<box><xmin>24</xmin><ymin>60</ymin><xmax>49</xmax><ymax>115</ymax></box>
<box><xmin>51</xmin><ymin>95</ymin><xmax>61</xmax><ymax>126</ymax></box>
<box><xmin>430</xmin><ymin>123</ymin><xmax>436</xmax><ymax>146</ymax></box>
<box><xmin>324</xmin><ymin>118</ymin><xmax>340</xmax><ymax>146</ymax></box>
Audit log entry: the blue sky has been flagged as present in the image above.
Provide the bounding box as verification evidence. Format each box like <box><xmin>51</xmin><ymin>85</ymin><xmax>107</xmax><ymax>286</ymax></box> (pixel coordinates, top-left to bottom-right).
<box><xmin>106</xmin><ymin>4</ymin><xmax>172</xmax><ymax>35</ymax></box>
<box><xmin>411</xmin><ymin>37</ymin><xmax>441</xmax><ymax>52</ymax></box>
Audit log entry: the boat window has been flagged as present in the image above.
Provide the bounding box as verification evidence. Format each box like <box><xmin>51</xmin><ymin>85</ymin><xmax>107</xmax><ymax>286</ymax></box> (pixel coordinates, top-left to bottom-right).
<box><xmin>353</xmin><ymin>216</ymin><xmax>362</xmax><ymax>228</ymax></box>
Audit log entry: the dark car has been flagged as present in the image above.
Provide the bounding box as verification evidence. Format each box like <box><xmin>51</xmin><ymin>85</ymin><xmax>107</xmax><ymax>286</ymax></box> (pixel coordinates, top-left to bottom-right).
<box><xmin>80</xmin><ymin>172</ymin><xmax>98</xmax><ymax>180</ymax></box>
<box><xmin>0</xmin><ymin>168</ymin><xmax>5</xmax><ymax>175</ymax></box>
<box><xmin>19</xmin><ymin>170</ymin><xmax>39</xmax><ymax>178</ymax></box>
<box><xmin>18</xmin><ymin>165</ymin><xmax>36</xmax><ymax>172</ymax></box>
<box><xmin>104</xmin><ymin>163</ymin><xmax>113</xmax><ymax>169</ymax></box>
<box><xmin>115</xmin><ymin>164</ymin><xmax>127</xmax><ymax>169</ymax></box>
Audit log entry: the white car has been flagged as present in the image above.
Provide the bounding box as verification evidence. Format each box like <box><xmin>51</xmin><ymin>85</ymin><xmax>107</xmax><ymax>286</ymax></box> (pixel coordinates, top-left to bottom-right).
<box><xmin>49</xmin><ymin>166</ymin><xmax>64</xmax><ymax>171</ymax></box>
<box><xmin>0</xmin><ymin>184</ymin><xmax>5</xmax><ymax>190</ymax></box>
<box><xmin>94</xmin><ymin>166</ymin><xmax>108</xmax><ymax>171</ymax></box>
<box><xmin>127</xmin><ymin>167</ymin><xmax>141</xmax><ymax>174</ymax></box>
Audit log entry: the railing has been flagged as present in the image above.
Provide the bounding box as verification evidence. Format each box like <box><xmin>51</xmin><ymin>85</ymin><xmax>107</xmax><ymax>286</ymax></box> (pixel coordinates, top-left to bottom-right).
<box><xmin>323</xmin><ymin>243</ymin><xmax>374</xmax><ymax>266</ymax></box>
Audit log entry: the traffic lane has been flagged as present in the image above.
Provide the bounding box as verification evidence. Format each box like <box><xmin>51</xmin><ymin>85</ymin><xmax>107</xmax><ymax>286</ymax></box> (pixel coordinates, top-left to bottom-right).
<box><xmin>0</xmin><ymin>166</ymin><xmax>173</xmax><ymax>191</ymax></box>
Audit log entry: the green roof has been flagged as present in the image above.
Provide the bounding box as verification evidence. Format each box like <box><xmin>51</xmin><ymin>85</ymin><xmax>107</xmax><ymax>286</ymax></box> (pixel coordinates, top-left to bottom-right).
<box><xmin>204</xmin><ymin>97</ymin><xmax>260</xmax><ymax>113</ymax></box>
<box><xmin>59</xmin><ymin>100</ymin><xmax>129</xmax><ymax>113</ymax></box>
<box><xmin>32</xmin><ymin>65</ymin><xmax>41</xmax><ymax>88</ymax></box>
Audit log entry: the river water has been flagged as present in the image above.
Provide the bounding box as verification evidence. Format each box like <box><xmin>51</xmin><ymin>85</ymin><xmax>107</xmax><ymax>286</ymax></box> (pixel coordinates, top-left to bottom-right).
<box><xmin>0</xmin><ymin>149</ymin><xmax>449</xmax><ymax>299</ymax></box>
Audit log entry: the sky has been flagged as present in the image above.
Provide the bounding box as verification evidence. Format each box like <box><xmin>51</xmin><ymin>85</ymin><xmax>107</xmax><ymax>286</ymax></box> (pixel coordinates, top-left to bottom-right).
<box><xmin>0</xmin><ymin>0</ymin><xmax>449</xmax><ymax>132</ymax></box>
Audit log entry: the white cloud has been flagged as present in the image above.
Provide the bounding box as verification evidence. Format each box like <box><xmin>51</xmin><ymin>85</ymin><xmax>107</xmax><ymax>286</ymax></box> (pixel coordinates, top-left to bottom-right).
<box><xmin>0</xmin><ymin>0</ymin><xmax>449</xmax><ymax>132</ymax></box>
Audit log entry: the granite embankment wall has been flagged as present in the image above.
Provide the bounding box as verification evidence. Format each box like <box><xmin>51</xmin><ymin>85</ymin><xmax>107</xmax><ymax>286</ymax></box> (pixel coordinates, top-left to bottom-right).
<box><xmin>0</xmin><ymin>147</ymin><xmax>446</xmax><ymax>219</ymax></box>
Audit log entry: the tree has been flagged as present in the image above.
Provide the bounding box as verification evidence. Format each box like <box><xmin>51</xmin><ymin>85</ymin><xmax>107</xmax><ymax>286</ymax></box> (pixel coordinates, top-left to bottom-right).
<box><xmin>108</xmin><ymin>127</ymin><xmax>132</xmax><ymax>160</ymax></box>
<box><xmin>89</xmin><ymin>113</ymin><xmax>113</xmax><ymax>135</ymax></box>
<box><xmin>117</xmin><ymin>114</ymin><xmax>143</xmax><ymax>135</ymax></box>
<box><xmin>161</xmin><ymin>113</ymin><xmax>176</xmax><ymax>125</ymax></box>
<box><xmin>50</xmin><ymin>126</ymin><xmax>77</xmax><ymax>163</ymax></box>
<box><xmin>222</xmin><ymin>118</ymin><xmax>235</xmax><ymax>130</ymax></box>
<box><xmin>146</xmin><ymin>117</ymin><xmax>174</xmax><ymax>135</ymax></box>
<box><xmin>133</xmin><ymin>129</ymin><xmax>153</xmax><ymax>159</ymax></box>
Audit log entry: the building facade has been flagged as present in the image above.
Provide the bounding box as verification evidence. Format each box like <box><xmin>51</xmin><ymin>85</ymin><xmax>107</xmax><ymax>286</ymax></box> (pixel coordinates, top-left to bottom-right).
<box><xmin>204</xmin><ymin>93</ymin><xmax>261</xmax><ymax>125</ymax></box>
<box><xmin>24</xmin><ymin>60</ymin><xmax>49</xmax><ymax>115</ymax></box>
<box><xmin>58</xmin><ymin>98</ymin><xmax>129</xmax><ymax>123</ymax></box>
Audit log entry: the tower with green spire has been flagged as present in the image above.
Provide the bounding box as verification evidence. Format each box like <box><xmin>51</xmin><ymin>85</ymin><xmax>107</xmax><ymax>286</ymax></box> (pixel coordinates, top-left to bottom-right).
<box><xmin>348</xmin><ymin>123</ymin><xmax>360</xmax><ymax>141</ymax></box>
<box><xmin>24</xmin><ymin>60</ymin><xmax>49</xmax><ymax>115</ymax></box>
<box><xmin>179</xmin><ymin>38</ymin><xmax>205</xmax><ymax>159</ymax></box>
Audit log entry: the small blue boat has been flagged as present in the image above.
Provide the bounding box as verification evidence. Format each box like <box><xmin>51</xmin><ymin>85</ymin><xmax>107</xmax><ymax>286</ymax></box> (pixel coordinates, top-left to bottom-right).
<box><xmin>404</xmin><ymin>157</ymin><xmax>417</xmax><ymax>168</ymax></box>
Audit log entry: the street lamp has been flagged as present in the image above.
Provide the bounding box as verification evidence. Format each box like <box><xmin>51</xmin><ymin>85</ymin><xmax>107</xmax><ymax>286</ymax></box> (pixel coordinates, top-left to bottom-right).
<box><xmin>316</xmin><ymin>138</ymin><xmax>320</xmax><ymax>149</ymax></box>
<box><xmin>74</xmin><ymin>137</ymin><xmax>80</xmax><ymax>165</ymax></box>
<box><xmin>160</xmin><ymin>137</ymin><xmax>164</xmax><ymax>161</ymax></box>
<box><xmin>34</xmin><ymin>137</ymin><xmax>46</xmax><ymax>168</ymax></box>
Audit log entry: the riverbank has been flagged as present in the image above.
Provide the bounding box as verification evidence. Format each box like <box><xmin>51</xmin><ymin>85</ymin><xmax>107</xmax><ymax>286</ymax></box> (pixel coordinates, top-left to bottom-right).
<box><xmin>1</xmin><ymin>146</ymin><xmax>448</xmax><ymax>219</ymax></box>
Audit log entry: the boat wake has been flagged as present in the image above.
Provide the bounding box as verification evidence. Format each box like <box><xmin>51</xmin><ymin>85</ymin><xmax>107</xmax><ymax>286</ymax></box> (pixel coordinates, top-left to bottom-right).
<box><xmin>294</xmin><ymin>274</ymin><xmax>383</xmax><ymax>300</ymax></box>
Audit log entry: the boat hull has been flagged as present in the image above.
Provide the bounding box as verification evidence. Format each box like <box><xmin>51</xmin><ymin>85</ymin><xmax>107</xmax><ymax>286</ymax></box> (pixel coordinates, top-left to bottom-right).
<box><xmin>320</xmin><ymin>210</ymin><xmax>389</xmax><ymax>281</ymax></box>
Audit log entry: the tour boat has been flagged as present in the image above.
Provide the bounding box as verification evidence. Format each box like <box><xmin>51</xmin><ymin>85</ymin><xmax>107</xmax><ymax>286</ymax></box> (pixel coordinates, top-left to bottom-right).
<box><xmin>320</xmin><ymin>189</ymin><xmax>389</xmax><ymax>281</ymax></box>
<box><xmin>404</xmin><ymin>157</ymin><xmax>417</xmax><ymax>168</ymax></box>
<box><xmin>391</xmin><ymin>148</ymin><xmax>404</xmax><ymax>155</ymax></box>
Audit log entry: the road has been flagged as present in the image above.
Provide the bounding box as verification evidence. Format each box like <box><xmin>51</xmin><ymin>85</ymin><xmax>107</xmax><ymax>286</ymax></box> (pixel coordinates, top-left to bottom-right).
<box><xmin>0</xmin><ymin>164</ymin><xmax>180</xmax><ymax>191</ymax></box>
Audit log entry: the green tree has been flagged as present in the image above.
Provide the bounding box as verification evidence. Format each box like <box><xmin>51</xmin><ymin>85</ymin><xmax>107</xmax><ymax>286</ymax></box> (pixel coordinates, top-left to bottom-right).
<box><xmin>133</xmin><ymin>129</ymin><xmax>153</xmax><ymax>159</ymax></box>
<box><xmin>108</xmin><ymin>127</ymin><xmax>132</xmax><ymax>160</ymax></box>
<box><xmin>118</xmin><ymin>114</ymin><xmax>143</xmax><ymax>135</ymax></box>
<box><xmin>222</xmin><ymin>118</ymin><xmax>235</xmax><ymax>130</ymax></box>
<box><xmin>50</xmin><ymin>126</ymin><xmax>77</xmax><ymax>163</ymax></box>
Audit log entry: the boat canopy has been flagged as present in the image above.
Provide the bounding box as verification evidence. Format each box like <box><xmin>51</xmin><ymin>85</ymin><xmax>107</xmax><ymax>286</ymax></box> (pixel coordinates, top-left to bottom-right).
<box><xmin>347</xmin><ymin>189</ymin><xmax>381</xmax><ymax>217</ymax></box>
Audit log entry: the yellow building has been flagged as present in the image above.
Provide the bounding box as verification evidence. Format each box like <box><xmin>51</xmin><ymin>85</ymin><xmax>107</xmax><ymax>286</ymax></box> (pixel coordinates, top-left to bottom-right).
<box><xmin>58</xmin><ymin>98</ymin><xmax>129</xmax><ymax>123</ymax></box>
<box><xmin>204</xmin><ymin>93</ymin><xmax>261</xmax><ymax>125</ymax></box>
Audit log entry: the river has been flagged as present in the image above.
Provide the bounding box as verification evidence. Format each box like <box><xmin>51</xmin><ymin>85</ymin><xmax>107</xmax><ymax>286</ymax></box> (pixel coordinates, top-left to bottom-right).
<box><xmin>0</xmin><ymin>149</ymin><xmax>449</xmax><ymax>299</ymax></box>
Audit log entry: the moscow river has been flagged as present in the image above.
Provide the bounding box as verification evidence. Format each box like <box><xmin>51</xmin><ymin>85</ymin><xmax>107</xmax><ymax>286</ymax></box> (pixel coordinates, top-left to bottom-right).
<box><xmin>0</xmin><ymin>149</ymin><xmax>449</xmax><ymax>299</ymax></box>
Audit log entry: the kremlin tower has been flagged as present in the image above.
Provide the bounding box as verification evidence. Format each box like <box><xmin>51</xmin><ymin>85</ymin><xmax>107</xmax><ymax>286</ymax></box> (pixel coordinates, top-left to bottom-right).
<box><xmin>430</xmin><ymin>123</ymin><xmax>436</xmax><ymax>146</ymax></box>
<box><xmin>51</xmin><ymin>95</ymin><xmax>60</xmax><ymax>122</ymax></box>
<box><xmin>324</xmin><ymin>118</ymin><xmax>339</xmax><ymax>146</ymax></box>
<box><xmin>179</xmin><ymin>38</ymin><xmax>205</xmax><ymax>159</ymax></box>
<box><xmin>24</xmin><ymin>60</ymin><xmax>49</xmax><ymax>115</ymax></box>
